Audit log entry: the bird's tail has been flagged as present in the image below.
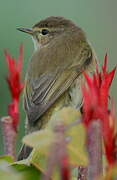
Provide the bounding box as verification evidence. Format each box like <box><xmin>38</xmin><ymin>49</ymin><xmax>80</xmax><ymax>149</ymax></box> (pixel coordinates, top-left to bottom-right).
<box><xmin>17</xmin><ymin>145</ymin><xmax>32</xmax><ymax>161</ymax></box>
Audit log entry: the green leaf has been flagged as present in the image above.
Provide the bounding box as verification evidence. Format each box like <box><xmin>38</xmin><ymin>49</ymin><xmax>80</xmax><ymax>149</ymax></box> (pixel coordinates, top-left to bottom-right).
<box><xmin>0</xmin><ymin>155</ymin><xmax>15</xmax><ymax>173</ymax></box>
<box><xmin>0</xmin><ymin>155</ymin><xmax>14</xmax><ymax>164</ymax></box>
<box><xmin>0</xmin><ymin>157</ymin><xmax>23</xmax><ymax>180</ymax></box>
<box><xmin>0</xmin><ymin>157</ymin><xmax>42</xmax><ymax>180</ymax></box>
<box><xmin>0</xmin><ymin>170</ymin><xmax>22</xmax><ymax>180</ymax></box>
<box><xmin>23</xmin><ymin>129</ymin><xmax>54</xmax><ymax>148</ymax></box>
<box><xmin>31</xmin><ymin>148</ymin><xmax>62</xmax><ymax>180</ymax></box>
<box><xmin>31</xmin><ymin>147</ymin><xmax>48</xmax><ymax>174</ymax></box>
<box><xmin>47</xmin><ymin>107</ymin><xmax>81</xmax><ymax>129</ymax></box>
<box><xmin>66</xmin><ymin>123</ymin><xmax>88</xmax><ymax>166</ymax></box>
<box><xmin>12</xmin><ymin>163</ymin><xmax>41</xmax><ymax>180</ymax></box>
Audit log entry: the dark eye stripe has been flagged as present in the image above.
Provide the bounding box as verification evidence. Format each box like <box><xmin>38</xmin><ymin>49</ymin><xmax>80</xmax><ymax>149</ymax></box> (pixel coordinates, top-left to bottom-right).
<box><xmin>41</xmin><ymin>29</ymin><xmax>49</xmax><ymax>35</ymax></box>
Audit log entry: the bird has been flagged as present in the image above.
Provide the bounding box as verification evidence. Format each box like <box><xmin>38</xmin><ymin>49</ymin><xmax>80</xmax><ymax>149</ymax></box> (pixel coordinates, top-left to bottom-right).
<box><xmin>17</xmin><ymin>16</ymin><xmax>97</xmax><ymax>160</ymax></box>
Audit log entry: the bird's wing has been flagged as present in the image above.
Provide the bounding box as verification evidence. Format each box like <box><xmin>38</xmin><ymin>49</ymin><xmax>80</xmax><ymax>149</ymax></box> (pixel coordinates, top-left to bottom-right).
<box><xmin>24</xmin><ymin>51</ymin><xmax>93</xmax><ymax>125</ymax></box>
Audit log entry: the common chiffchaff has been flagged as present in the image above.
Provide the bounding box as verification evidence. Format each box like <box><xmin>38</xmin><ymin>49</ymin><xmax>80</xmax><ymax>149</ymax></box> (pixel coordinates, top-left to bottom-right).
<box><xmin>17</xmin><ymin>16</ymin><xmax>97</xmax><ymax>160</ymax></box>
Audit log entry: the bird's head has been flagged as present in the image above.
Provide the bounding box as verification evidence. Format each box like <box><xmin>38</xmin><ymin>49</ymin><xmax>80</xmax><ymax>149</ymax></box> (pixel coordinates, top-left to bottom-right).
<box><xmin>17</xmin><ymin>16</ymin><xmax>80</xmax><ymax>50</ymax></box>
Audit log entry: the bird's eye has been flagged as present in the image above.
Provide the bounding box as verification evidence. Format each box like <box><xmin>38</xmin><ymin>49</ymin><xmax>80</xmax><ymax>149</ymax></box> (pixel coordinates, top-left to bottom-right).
<box><xmin>41</xmin><ymin>29</ymin><xmax>49</xmax><ymax>35</ymax></box>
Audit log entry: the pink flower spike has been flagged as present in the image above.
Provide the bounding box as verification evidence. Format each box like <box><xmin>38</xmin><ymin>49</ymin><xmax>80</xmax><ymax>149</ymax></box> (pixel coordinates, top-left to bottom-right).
<box><xmin>102</xmin><ymin>53</ymin><xmax>108</xmax><ymax>74</ymax></box>
<box><xmin>82</xmin><ymin>55</ymin><xmax>117</xmax><ymax>167</ymax></box>
<box><xmin>4</xmin><ymin>46</ymin><xmax>24</xmax><ymax>131</ymax></box>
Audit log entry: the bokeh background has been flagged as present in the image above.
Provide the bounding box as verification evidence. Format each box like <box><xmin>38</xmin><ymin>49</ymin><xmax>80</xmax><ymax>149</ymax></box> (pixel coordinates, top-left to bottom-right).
<box><xmin>0</xmin><ymin>0</ymin><xmax>116</xmax><ymax>154</ymax></box>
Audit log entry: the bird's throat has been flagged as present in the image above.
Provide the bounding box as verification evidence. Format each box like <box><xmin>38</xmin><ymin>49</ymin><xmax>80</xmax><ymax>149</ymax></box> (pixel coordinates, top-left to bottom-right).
<box><xmin>32</xmin><ymin>37</ymin><xmax>42</xmax><ymax>51</ymax></box>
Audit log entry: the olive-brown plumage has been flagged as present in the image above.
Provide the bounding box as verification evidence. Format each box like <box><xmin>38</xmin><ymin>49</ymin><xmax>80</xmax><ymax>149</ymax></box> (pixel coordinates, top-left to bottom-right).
<box><xmin>17</xmin><ymin>16</ymin><xmax>97</xmax><ymax>160</ymax></box>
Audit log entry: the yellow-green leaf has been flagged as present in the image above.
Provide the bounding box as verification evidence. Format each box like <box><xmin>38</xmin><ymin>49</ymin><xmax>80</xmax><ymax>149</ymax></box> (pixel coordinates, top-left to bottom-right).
<box><xmin>23</xmin><ymin>129</ymin><xmax>54</xmax><ymax>148</ymax></box>
<box><xmin>66</xmin><ymin>124</ymin><xmax>88</xmax><ymax>166</ymax></box>
<box><xmin>0</xmin><ymin>156</ymin><xmax>14</xmax><ymax>164</ymax></box>
<box><xmin>47</xmin><ymin>107</ymin><xmax>81</xmax><ymax>129</ymax></box>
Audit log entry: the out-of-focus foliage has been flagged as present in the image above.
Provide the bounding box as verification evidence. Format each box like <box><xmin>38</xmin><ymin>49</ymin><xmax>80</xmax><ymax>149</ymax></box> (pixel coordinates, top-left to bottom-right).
<box><xmin>0</xmin><ymin>108</ymin><xmax>88</xmax><ymax>180</ymax></box>
<box><xmin>0</xmin><ymin>155</ymin><xmax>14</xmax><ymax>163</ymax></box>
<box><xmin>99</xmin><ymin>165</ymin><xmax>117</xmax><ymax>180</ymax></box>
<box><xmin>23</xmin><ymin>107</ymin><xmax>88</xmax><ymax>179</ymax></box>
<box><xmin>0</xmin><ymin>155</ymin><xmax>41</xmax><ymax>180</ymax></box>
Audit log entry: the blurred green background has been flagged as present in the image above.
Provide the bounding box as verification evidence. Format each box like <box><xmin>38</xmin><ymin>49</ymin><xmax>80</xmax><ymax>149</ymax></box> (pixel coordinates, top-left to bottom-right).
<box><xmin>0</xmin><ymin>0</ymin><xmax>116</xmax><ymax>155</ymax></box>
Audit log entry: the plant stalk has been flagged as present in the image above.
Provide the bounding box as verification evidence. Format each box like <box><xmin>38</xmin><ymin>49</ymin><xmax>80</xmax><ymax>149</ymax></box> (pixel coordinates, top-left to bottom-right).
<box><xmin>87</xmin><ymin>120</ymin><xmax>103</xmax><ymax>180</ymax></box>
<box><xmin>1</xmin><ymin>116</ymin><xmax>16</xmax><ymax>159</ymax></box>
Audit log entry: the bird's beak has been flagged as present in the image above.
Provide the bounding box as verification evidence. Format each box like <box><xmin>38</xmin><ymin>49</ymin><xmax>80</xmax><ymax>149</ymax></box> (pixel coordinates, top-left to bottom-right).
<box><xmin>17</xmin><ymin>28</ymin><xmax>34</xmax><ymax>35</ymax></box>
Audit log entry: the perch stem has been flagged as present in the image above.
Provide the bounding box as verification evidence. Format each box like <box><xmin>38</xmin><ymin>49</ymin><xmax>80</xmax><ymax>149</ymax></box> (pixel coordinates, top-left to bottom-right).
<box><xmin>87</xmin><ymin>120</ymin><xmax>103</xmax><ymax>180</ymax></box>
<box><xmin>1</xmin><ymin>116</ymin><xmax>17</xmax><ymax>159</ymax></box>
